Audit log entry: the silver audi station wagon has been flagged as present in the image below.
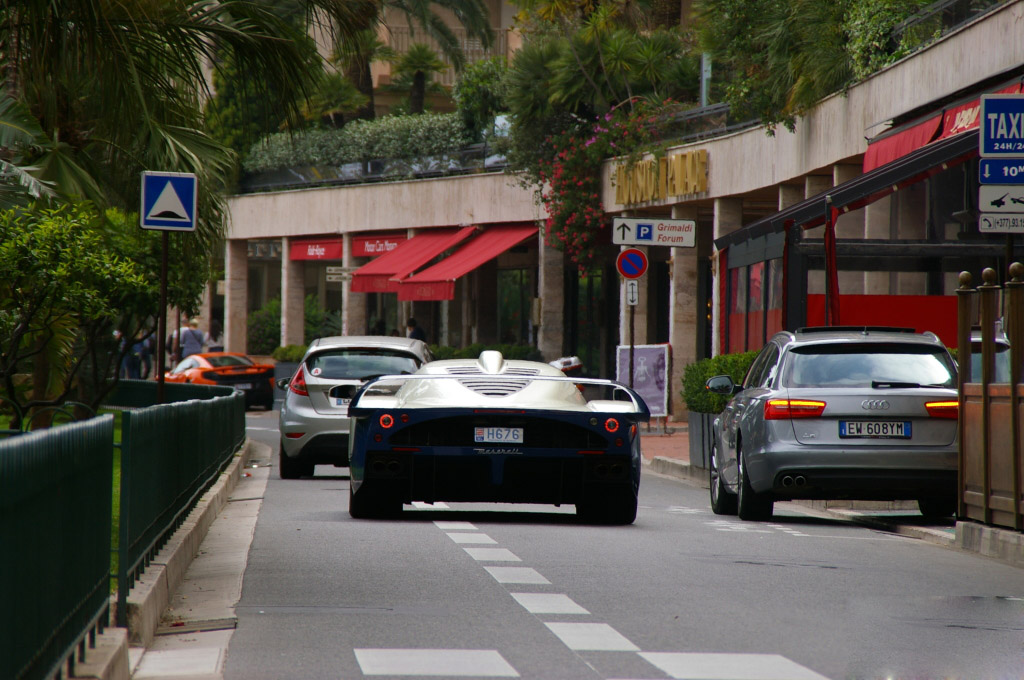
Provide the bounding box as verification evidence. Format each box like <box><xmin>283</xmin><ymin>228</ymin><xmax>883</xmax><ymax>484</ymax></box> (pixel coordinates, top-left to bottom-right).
<box><xmin>705</xmin><ymin>327</ymin><xmax>959</xmax><ymax>521</ymax></box>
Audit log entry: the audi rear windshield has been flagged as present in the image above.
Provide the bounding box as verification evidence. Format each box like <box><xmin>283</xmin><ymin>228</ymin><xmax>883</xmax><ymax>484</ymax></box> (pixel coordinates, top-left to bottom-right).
<box><xmin>784</xmin><ymin>343</ymin><xmax>956</xmax><ymax>389</ymax></box>
<box><xmin>307</xmin><ymin>349</ymin><xmax>421</xmax><ymax>380</ymax></box>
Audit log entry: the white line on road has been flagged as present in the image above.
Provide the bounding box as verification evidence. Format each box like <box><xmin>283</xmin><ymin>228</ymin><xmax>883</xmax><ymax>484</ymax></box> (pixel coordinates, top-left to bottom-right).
<box><xmin>446</xmin><ymin>532</ymin><xmax>498</xmax><ymax>544</ymax></box>
<box><xmin>464</xmin><ymin>547</ymin><xmax>521</xmax><ymax>562</ymax></box>
<box><xmin>639</xmin><ymin>652</ymin><xmax>829</xmax><ymax>679</ymax></box>
<box><xmin>544</xmin><ymin>622</ymin><xmax>639</xmax><ymax>651</ymax></box>
<box><xmin>483</xmin><ymin>566</ymin><xmax>550</xmax><ymax>584</ymax></box>
<box><xmin>510</xmin><ymin>593</ymin><xmax>589</xmax><ymax>615</ymax></box>
<box><xmin>354</xmin><ymin>649</ymin><xmax>519</xmax><ymax>677</ymax></box>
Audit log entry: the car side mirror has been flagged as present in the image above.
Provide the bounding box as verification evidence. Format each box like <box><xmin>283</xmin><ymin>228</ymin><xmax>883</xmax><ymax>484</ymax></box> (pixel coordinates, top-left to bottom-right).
<box><xmin>705</xmin><ymin>375</ymin><xmax>736</xmax><ymax>395</ymax></box>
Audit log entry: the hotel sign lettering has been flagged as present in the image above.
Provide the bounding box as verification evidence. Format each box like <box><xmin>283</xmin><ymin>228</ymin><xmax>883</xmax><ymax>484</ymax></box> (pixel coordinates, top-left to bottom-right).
<box><xmin>615</xmin><ymin>149</ymin><xmax>708</xmax><ymax>206</ymax></box>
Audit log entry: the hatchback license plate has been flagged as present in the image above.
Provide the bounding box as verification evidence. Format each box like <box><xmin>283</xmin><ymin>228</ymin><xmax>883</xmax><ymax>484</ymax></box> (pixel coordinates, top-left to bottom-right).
<box><xmin>335</xmin><ymin>398</ymin><xmax>350</xmax><ymax>406</ymax></box>
<box><xmin>474</xmin><ymin>427</ymin><xmax>523</xmax><ymax>443</ymax></box>
<box><xmin>840</xmin><ymin>420</ymin><xmax>911</xmax><ymax>438</ymax></box>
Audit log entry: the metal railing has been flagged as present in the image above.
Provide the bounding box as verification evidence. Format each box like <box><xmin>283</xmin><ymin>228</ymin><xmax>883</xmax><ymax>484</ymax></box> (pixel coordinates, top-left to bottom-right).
<box><xmin>113</xmin><ymin>385</ymin><xmax>246</xmax><ymax>626</ymax></box>
<box><xmin>1</xmin><ymin>416</ymin><xmax>115</xmax><ymax>680</ymax></box>
<box><xmin>956</xmin><ymin>263</ymin><xmax>1023</xmax><ymax>531</ymax></box>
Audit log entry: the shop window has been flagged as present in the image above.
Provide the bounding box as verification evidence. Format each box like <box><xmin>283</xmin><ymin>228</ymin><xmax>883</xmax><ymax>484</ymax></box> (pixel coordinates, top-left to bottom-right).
<box><xmin>766</xmin><ymin>259</ymin><xmax>784</xmax><ymax>337</ymax></box>
<box><xmin>728</xmin><ymin>266</ymin><xmax>747</xmax><ymax>353</ymax></box>
<box><xmin>746</xmin><ymin>262</ymin><xmax>765</xmax><ymax>349</ymax></box>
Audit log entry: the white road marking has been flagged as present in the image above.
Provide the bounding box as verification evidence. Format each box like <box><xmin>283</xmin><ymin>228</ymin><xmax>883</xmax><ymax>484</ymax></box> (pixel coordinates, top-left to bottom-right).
<box><xmin>639</xmin><ymin>652</ymin><xmax>830</xmax><ymax>680</ymax></box>
<box><xmin>354</xmin><ymin>649</ymin><xmax>519</xmax><ymax>677</ymax></box>
<box><xmin>483</xmin><ymin>566</ymin><xmax>550</xmax><ymax>584</ymax></box>
<box><xmin>446</xmin><ymin>532</ymin><xmax>497</xmax><ymax>544</ymax></box>
<box><xmin>705</xmin><ymin>520</ymin><xmax>773</xmax><ymax>533</ymax></box>
<box><xmin>413</xmin><ymin>501</ymin><xmax>450</xmax><ymax>509</ymax></box>
<box><xmin>511</xmin><ymin>593</ymin><xmax>589</xmax><ymax>615</ymax></box>
<box><xmin>667</xmin><ymin>506</ymin><xmax>705</xmax><ymax>514</ymax></box>
<box><xmin>464</xmin><ymin>547</ymin><xmax>521</xmax><ymax>562</ymax></box>
<box><xmin>544</xmin><ymin>622</ymin><xmax>639</xmax><ymax>651</ymax></box>
<box><xmin>434</xmin><ymin>521</ymin><xmax>476</xmax><ymax>530</ymax></box>
<box><xmin>133</xmin><ymin>648</ymin><xmax>222</xmax><ymax>678</ymax></box>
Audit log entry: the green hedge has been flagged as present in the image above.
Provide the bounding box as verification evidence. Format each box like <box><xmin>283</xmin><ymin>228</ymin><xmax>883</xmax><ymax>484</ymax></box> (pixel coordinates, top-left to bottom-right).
<box><xmin>681</xmin><ymin>351</ymin><xmax>759</xmax><ymax>414</ymax></box>
<box><xmin>430</xmin><ymin>343</ymin><xmax>543</xmax><ymax>362</ymax></box>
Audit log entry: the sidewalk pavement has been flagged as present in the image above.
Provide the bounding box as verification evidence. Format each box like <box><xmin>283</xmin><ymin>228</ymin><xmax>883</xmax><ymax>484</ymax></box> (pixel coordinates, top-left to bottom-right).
<box><xmin>74</xmin><ymin>424</ymin><xmax>1024</xmax><ymax>680</ymax></box>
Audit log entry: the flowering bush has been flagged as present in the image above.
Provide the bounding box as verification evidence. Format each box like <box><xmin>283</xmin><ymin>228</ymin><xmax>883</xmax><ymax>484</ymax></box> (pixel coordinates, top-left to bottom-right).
<box><xmin>537</xmin><ymin>106</ymin><xmax>660</xmax><ymax>270</ymax></box>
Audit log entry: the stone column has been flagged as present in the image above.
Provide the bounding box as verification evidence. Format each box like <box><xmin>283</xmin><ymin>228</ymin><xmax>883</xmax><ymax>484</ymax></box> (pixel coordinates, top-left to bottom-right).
<box><xmin>224</xmin><ymin>239</ymin><xmax>248</xmax><ymax>353</ymax></box>
<box><xmin>804</xmin><ymin>175</ymin><xmax>834</xmax><ymax>294</ymax></box>
<box><xmin>712</xmin><ymin>198</ymin><xmax>743</xmax><ymax>356</ymax></box>
<box><xmin>778</xmin><ymin>184</ymin><xmax>803</xmax><ymax>210</ymax></box>
<box><xmin>834</xmin><ymin>164</ymin><xmax>865</xmax><ymax>295</ymax></box>
<box><xmin>669</xmin><ymin>205</ymin><xmax>700</xmax><ymax>418</ymax></box>
<box><xmin>865</xmin><ymin>196</ymin><xmax>892</xmax><ymax>294</ymax></box>
<box><xmin>536</xmin><ymin>225</ymin><xmax>565</xmax><ymax>361</ymax></box>
<box><xmin>280</xmin><ymin>237</ymin><xmax>305</xmax><ymax>348</ymax></box>
<box><xmin>342</xmin><ymin>232</ymin><xmax>367</xmax><ymax>336</ymax></box>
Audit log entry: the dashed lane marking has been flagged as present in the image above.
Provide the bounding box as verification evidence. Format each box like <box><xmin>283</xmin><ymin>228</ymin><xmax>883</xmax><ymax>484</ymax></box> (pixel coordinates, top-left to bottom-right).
<box><xmin>510</xmin><ymin>593</ymin><xmax>589</xmax><ymax>615</ymax></box>
<box><xmin>483</xmin><ymin>566</ymin><xmax>550</xmax><ymax>584</ymax></box>
<box><xmin>446</xmin><ymin>532</ymin><xmax>498</xmax><ymax>544</ymax></box>
<box><xmin>463</xmin><ymin>547</ymin><xmax>521</xmax><ymax>562</ymax></box>
<box><xmin>638</xmin><ymin>652</ymin><xmax>829</xmax><ymax>680</ymax></box>
<box><xmin>412</xmin><ymin>501</ymin><xmax>450</xmax><ymax>509</ymax></box>
<box><xmin>354</xmin><ymin>649</ymin><xmax>519</xmax><ymax>677</ymax></box>
<box><xmin>434</xmin><ymin>520</ymin><xmax>476</xmax><ymax>530</ymax></box>
<box><xmin>544</xmin><ymin>622</ymin><xmax>640</xmax><ymax>651</ymax></box>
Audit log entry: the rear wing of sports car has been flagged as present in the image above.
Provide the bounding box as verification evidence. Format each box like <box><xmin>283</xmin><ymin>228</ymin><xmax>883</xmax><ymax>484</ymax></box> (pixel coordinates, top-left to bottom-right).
<box><xmin>348</xmin><ymin>374</ymin><xmax>651</xmax><ymax>421</ymax></box>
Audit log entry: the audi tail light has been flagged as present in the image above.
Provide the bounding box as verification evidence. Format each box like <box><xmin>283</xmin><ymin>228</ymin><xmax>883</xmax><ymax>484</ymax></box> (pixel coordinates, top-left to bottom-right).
<box><xmin>764</xmin><ymin>399</ymin><xmax>826</xmax><ymax>419</ymax></box>
<box><xmin>925</xmin><ymin>400</ymin><xmax>959</xmax><ymax>419</ymax></box>
<box><xmin>288</xmin><ymin>367</ymin><xmax>309</xmax><ymax>396</ymax></box>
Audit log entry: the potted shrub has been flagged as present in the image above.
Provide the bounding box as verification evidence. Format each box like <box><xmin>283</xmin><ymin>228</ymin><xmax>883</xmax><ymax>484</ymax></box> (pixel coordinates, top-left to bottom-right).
<box><xmin>680</xmin><ymin>351</ymin><xmax>758</xmax><ymax>468</ymax></box>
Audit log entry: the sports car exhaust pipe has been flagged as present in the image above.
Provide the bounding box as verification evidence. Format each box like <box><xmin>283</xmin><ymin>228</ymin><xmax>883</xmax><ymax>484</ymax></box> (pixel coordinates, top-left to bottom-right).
<box><xmin>782</xmin><ymin>476</ymin><xmax>795</xmax><ymax>487</ymax></box>
<box><xmin>794</xmin><ymin>476</ymin><xmax>806</xmax><ymax>487</ymax></box>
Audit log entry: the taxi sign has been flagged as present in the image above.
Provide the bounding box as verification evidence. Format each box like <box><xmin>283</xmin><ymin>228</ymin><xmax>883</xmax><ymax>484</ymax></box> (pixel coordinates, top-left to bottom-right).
<box><xmin>980</xmin><ymin>95</ymin><xmax>1024</xmax><ymax>157</ymax></box>
<box><xmin>616</xmin><ymin>248</ymin><xmax>648</xmax><ymax>279</ymax></box>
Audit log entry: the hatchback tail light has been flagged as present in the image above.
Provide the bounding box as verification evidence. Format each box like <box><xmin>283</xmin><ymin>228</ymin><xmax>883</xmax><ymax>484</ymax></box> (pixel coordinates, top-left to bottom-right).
<box><xmin>764</xmin><ymin>399</ymin><xmax>826</xmax><ymax>419</ymax></box>
<box><xmin>288</xmin><ymin>367</ymin><xmax>309</xmax><ymax>396</ymax></box>
<box><xmin>925</xmin><ymin>400</ymin><xmax>959</xmax><ymax>419</ymax></box>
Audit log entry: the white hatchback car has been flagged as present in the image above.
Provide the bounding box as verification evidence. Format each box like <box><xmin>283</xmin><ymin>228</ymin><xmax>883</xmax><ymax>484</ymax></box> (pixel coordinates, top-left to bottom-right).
<box><xmin>277</xmin><ymin>336</ymin><xmax>433</xmax><ymax>478</ymax></box>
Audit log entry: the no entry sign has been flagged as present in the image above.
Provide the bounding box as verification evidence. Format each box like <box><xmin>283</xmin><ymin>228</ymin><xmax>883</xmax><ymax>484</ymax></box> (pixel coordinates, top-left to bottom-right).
<box><xmin>616</xmin><ymin>248</ymin><xmax>648</xmax><ymax>279</ymax></box>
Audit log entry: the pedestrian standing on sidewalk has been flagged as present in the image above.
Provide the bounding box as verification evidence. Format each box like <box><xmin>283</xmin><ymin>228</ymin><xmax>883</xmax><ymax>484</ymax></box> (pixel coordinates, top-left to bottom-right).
<box><xmin>181</xmin><ymin>318</ymin><xmax>205</xmax><ymax>359</ymax></box>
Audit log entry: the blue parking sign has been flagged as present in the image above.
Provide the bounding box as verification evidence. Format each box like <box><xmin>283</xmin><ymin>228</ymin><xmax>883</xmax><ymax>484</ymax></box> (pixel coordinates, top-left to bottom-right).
<box><xmin>636</xmin><ymin>223</ymin><xmax>653</xmax><ymax>241</ymax></box>
<box><xmin>140</xmin><ymin>171</ymin><xmax>197</xmax><ymax>231</ymax></box>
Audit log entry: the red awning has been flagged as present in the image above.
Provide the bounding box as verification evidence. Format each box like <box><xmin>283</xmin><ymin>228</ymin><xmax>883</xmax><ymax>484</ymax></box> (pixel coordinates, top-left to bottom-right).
<box><xmin>397</xmin><ymin>224</ymin><xmax>538</xmax><ymax>301</ymax></box>
<box><xmin>863</xmin><ymin>114</ymin><xmax>942</xmax><ymax>172</ymax></box>
<box><xmin>937</xmin><ymin>81</ymin><xmax>1021</xmax><ymax>141</ymax></box>
<box><xmin>349</xmin><ymin>226</ymin><xmax>476</xmax><ymax>293</ymax></box>
<box><xmin>289</xmin><ymin>237</ymin><xmax>343</xmax><ymax>261</ymax></box>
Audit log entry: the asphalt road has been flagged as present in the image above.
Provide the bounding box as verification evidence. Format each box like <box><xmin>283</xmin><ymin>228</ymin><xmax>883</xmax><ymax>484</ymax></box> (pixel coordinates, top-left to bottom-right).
<box><xmin>230</xmin><ymin>411</ymin><xmax>1024</xmax><ymax>680</ymax></box>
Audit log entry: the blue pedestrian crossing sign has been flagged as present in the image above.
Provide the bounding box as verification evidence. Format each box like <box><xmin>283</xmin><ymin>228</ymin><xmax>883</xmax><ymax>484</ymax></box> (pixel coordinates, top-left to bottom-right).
<box><xmin>140</xmin><ymin>171</ymin><xmax>197</xmax><ymax>231</ymax></box>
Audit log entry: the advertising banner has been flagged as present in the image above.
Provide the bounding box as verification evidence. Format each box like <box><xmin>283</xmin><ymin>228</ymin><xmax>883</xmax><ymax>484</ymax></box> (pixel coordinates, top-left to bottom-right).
<box><xmin>615</xmin><ymin>344</ymin><xmax>669</xmax><ymax>417</ymax></box>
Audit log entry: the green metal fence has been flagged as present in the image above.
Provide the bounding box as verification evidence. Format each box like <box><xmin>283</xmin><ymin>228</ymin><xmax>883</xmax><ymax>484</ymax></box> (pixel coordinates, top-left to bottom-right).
<box><xmin>114</xmin><ymin>387</ymin><xmax>245</xmax><ymax>626</ymax></box>
<box><xmin>0</xmin><ymin>416</ymin><xmax>115</xmax><ymax>680</ymax></box>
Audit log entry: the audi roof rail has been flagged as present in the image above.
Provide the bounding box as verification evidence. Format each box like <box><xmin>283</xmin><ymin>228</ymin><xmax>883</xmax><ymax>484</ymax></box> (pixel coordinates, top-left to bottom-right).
<box><xmin>794</xmin><ymin>326</ymin><xmax>918</xmax><ymax>335</ymax></box>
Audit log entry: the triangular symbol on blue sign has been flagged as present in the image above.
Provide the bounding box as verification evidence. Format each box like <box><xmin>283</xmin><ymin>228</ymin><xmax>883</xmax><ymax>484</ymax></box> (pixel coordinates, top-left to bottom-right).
<box><xmin>147</xmin><ymin>181</ymin><xmax>190</xmax><ymax>222</ymax></box>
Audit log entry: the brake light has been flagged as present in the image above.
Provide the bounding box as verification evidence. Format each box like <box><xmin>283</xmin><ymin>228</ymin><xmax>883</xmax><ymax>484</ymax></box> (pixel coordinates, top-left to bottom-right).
<box><xmin>605</xmin><ymin>418</ymin><xmax>619</xmax><ymax>433</ymax></box>
<box><xmin>925</xmin><ymin>400</ymin><xmax>959</xmax><ymax>419</ymax></box>
<box><xmin>764</xmin><ymin>399</ymin><xmax>826</xmax><ymax>419</ymax></box>
<box><xmin>289</xmin><ymin>368</ymin><xmax>308</xmax><ymax>396</ymax></box>
<box><xmin>379</xmin><ymin>414</ymin><xmax>395</xmax><ymax>428</ymax></box>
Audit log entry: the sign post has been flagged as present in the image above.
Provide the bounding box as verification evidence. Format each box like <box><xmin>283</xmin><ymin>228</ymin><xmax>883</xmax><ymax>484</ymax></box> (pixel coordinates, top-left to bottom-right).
<box><xmin>141</xmin><ymin>171</ymin><xmax>198</xmax><ymax>403</ymax></box>
<box><xmin>616</xmin><ymin>248</ymin><xmax>649</xmax><ymax>390</ymax></box>
<box><xmin>979</xmin><ymin>95</ymin><xmax>1024</xmax><ymax>265</ymax></box>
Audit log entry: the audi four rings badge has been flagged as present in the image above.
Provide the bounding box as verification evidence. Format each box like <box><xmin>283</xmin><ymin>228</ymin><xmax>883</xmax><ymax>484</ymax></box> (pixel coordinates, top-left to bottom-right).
<box><xmin>861</xmin><ymin>400</ymin><xmax>890</xmax><ymax>410</ymax></box>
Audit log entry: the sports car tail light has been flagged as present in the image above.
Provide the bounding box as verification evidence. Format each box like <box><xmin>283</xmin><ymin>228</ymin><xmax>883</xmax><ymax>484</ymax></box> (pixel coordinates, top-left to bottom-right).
<box><xmin>288</xmin><ymin>368</ymin><xmax>309</xmax><ymax>396</ymax></box>
<box><xmin>764</xmin><ymin>399</ymin><xmax>826</xmax><ymax>419</ymax></box>
<box><xmin>604</xmin><ymin>418</ymin><xmax>619</xmax><ymax>433</ymax></box>
<box><xmin>925</xmin><ymin>400</ymin><xmax>959</xmax><ymax>419</ymax></box>
<box><xmin>379</xmin><ymin>413</ymin><xmax>395</xmax><ymax>428</ymax></box>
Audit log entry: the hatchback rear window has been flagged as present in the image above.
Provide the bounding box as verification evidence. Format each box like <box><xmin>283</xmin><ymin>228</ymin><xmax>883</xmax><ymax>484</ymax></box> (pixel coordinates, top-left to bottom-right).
<box><xmin>307</xmin><ymin>350</ymin><xmax>420</xmax><ymax>379</ymax></box>
<box><xmin>784</xmin><ymin>343</ymin><xmax>956</xmax><ymax>388</ymax></box>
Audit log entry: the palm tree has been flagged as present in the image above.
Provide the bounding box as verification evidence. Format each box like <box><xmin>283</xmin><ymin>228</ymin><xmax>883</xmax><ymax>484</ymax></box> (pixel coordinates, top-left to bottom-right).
<box><xmin>0</xmin><ymin>0</ymin><xmax>375</xmax><ymax>239</ymax></box>
<box><xmin>390</xmin><ymin>44</ymin><xmax>449</xmax><ymax>114</ymax></box>
<box><xmin>335</xmin><ymin>0</ymin><xmax>495</xmax><ymax>119</ymax></box>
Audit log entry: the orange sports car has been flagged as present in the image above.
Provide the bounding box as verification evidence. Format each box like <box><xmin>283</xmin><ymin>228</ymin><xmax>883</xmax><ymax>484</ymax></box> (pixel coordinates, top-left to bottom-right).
<box><xmin>164</xmin><ymin>352</ymin><xmax>276</xmax><ymax>410</ymax></box>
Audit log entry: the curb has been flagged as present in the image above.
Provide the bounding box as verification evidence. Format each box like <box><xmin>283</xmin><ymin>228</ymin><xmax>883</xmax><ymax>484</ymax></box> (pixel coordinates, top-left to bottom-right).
<box><xmin>70</xmin><ymin>441</ymin><xmax>254</xmax><ymax>680</ymax></box>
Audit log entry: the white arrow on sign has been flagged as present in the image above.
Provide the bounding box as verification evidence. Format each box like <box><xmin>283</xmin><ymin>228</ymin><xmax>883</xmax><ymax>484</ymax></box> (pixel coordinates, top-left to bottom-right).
<box><xmin>625</xmin><ymin>279</ymin><xmax>639</xmax><ymax>306</ymax></box>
